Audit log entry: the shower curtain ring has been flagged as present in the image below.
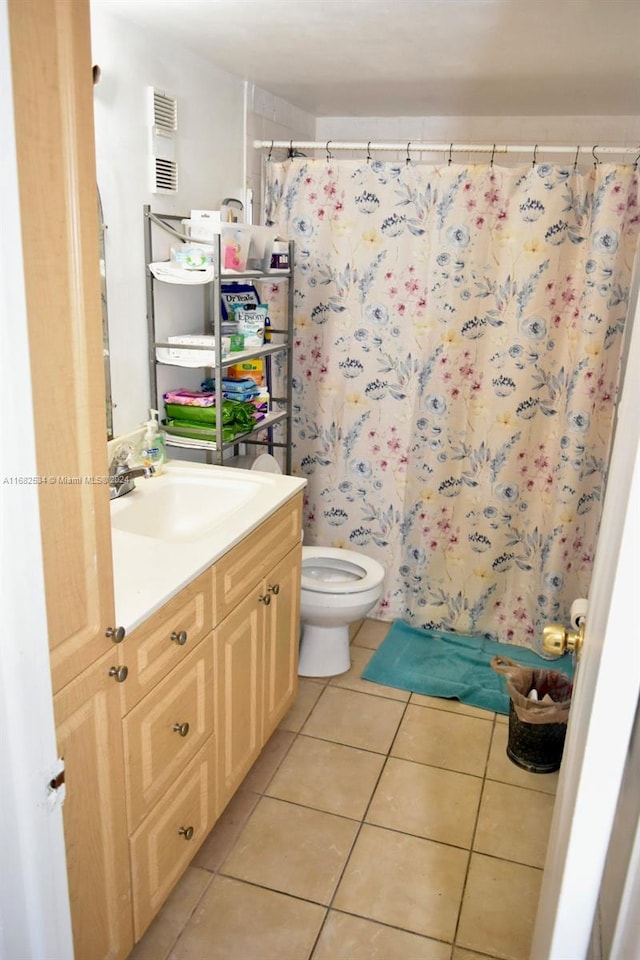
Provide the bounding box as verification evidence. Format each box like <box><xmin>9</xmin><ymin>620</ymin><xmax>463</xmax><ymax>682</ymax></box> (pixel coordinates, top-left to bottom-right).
<box><xmin>326</xmin><ymin>141</ymin><xmax>333</xmax><ymax>161</ymax></box>
<box><xmin>532</xmin><ymin>144</ymin><xmax>538</xmax><ymax>168</ymax></box>
<box><xmin>490</xmin><ymin>144</ymin><xmax>496</xmax><ymax>167</ymax></box>
<box><xmin>573</xmin><ymin>145</ymin><xmax>580</xmax><ymax>171</ymax></box>
<box><xmin>406</xmin><ymin>142</ymin><xmax>411</xmax><ymax>165</ymax></box>
<box><xmin>592</xmin><ymin>144</ymin><xmax>600</xmax><ymax>167</ymax></box>
<box><xmin>267</xmin><ymin>140</ymin><xmax>273</xmax><ymax>162</ymax></box>
<box><xmin>366</xmin><ymin>141</ymin><xmax>372</xmax><ymax>163</ymax></box>
<box><xmin>448</xmin><ymin>143</ymin><xmax>453</xmax><ymax>166</ymax></box>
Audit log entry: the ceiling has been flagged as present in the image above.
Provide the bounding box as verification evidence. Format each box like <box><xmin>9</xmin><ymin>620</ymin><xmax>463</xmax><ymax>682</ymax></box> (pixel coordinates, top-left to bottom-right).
<box><xmin>94</xmin><ymin>0</ymin><xmax>640</xmax><ymax>117</ymax></box>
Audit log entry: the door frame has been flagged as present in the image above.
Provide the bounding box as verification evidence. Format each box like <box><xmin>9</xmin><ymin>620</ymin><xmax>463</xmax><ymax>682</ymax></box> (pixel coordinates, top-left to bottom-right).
<box><xmin>531</xmin><ymin>279</ymin><xmax>640</xmax><ymax>958</ymax></box>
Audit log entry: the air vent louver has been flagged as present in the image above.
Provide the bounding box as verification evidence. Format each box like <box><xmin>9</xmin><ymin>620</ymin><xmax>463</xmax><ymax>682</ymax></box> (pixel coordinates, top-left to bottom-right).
<box><xmin>153</xmin><ymin>90</ymin><xmax>177</xmax><ymax>132</ymax></box>
<box><xmin>149</xmin><ymin>87</ymin><xmax>178</xmax><ymax>194</ymax></box>
<box><xmin>154</xmin><ymin>157</ymin><xmax>178</xmax><ymax>193</ymax></box>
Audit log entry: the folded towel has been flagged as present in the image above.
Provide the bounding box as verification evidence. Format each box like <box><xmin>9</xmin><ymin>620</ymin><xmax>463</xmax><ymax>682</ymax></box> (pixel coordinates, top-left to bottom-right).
<box><xmin>163</xmin><ymin>389</ymin><xmax>216</xmax><ymax>407</ymax></box>
<box><xmin>149</xmin><ymin>261</ymin><xmax>214</xmax><ymax>285</ymax></box>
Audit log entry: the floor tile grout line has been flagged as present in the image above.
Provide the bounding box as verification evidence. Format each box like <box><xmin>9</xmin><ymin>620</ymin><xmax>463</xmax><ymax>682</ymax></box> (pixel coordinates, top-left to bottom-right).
<box><xmin>170</xmin><ymin>625</ymin><xmax>554</xmax><ymax>959</ymax></box>
<box><xmin>305</xmin><ymin>695</ymin><xmax>412</xmax><ymax>960</ymax></box>
<box><xmin>450</xmin><ymin>712</ymin><xmax>502</xmax><ymax>950</ymax></box>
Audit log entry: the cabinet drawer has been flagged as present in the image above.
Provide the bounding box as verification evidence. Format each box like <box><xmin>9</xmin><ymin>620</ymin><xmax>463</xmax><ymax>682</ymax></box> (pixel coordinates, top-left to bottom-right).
<box><xmin>120</xmin><ymin>569</ymin><xmax>212</xmax><ymax>713</ymax></box>
<box><xmin>124</xmin><ymin>640</ymin><xmax>214</xmax><ymax>832</ymax></box>
<box><xmin>213</xmin><ymin>494</ymin><xmax>302</xmax><ymax>622</ymax></box>
<box><xmin>130</xmin><ymin>741</ymin><xmax>216</xmax><ymax>942</ymax></box>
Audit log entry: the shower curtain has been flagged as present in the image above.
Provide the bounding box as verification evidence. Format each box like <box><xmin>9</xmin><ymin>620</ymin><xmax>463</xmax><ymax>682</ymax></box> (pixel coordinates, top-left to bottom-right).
<box><xmin>265</xmin><ymin>157</ymin><xmax>639</xmax><ymax>649</ymax></box>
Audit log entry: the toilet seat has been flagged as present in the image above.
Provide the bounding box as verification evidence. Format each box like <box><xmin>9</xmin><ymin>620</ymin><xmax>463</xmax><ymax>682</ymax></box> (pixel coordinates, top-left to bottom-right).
<box><xmin>301</xmin><ymin>546</ymin><xmax>384</xmax><ymax>595</ymax></box>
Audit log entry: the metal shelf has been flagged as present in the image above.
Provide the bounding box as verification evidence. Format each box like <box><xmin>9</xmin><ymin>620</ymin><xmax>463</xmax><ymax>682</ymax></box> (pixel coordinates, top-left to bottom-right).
<box><xmin>144</xmin><ymin>205</ymin><xmax>294</xmax><ymax>473</ymax></box>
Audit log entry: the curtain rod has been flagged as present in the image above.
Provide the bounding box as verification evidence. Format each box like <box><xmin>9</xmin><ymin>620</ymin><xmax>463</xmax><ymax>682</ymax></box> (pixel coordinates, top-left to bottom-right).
<box><xmin>254</xmin><ymin>139</ymin><xmax>639</xmax><ymax>159</ymax></box>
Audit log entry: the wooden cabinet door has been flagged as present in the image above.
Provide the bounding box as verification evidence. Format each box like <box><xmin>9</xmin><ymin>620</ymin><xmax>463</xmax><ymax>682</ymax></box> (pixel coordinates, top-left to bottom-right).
<box><xmin>214</xmin><ymin>595</ymin><xmax>263</xmax><ymax>812</ymax></box>
<box><xmin>262</xmin><ymin>545</ymin><xmax>301</xmax><ymax>740</ymax></box>
<box><xmin>9</xmin><ymin>0</ymin><xmax>115</xmax><ymax>694</ymax></box>
<box><xmin>54</xmin><ymin>650</ymin><xmax>133</xmax><ymax>960</ymax></box>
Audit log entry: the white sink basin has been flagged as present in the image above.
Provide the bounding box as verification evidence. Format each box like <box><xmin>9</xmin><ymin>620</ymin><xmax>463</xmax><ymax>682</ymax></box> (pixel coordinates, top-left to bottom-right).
<box><xmin>110</xmin><ymin>469</ymin><xmax>258</xmax><ymax>542</ymax></box>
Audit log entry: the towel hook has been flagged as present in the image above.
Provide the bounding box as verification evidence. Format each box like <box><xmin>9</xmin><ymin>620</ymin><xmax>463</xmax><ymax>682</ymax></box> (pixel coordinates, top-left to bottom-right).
<box><xmin>532</xmin><ymin>144</ymin><xmax>538</xmax><ymax>168</ymax></box>
<box><xmin>287</xmin><ymin>139</ymin><xmax>294</xmax><ymax>158</ymax></box>
<box><xmin>592</xmin><ymin>144</ymin><xmax>600</xmax><ymax>167</ymax></box>
<box><xmin>406</xmin><ymin>141</ymin><xmax>412</xmax><ymax>166</ymax></box>
<box><xmin>573</xmin><ymin>145</ymin><xmax>580</xmax><ymax>171</ymax></box>
<box><xmin>267</xmin><ymin>140</ymin><xmax>274</xmax><ymax>162</ymax></box>
<box><xmin>490</xmin><ymin>144</ymin><xmax>496</xmax><ymax>167</ymax></box>
<box><xmin>325</xmin><ymin>140</ymin><xmax>333</xmax><ymax>161</ymax></box>
<box><xmin>634</xmin><ymin>148</ymin><xmax>640</xmax><ymax>170</ymax></box>
<box><xmin>448</xmin><ymin>142</ymin><xmax>453</xmax><ymax>166</ymax></box>
<box><xmin>366</xmin><ymin>141</ymin><xmax>372</xmax><ymax>163</ymax></box>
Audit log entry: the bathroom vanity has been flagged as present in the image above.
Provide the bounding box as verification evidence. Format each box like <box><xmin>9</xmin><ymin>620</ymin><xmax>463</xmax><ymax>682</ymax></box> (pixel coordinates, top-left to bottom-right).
<box><xmin>110</xmin><ymin>462</ymin><xmax>305</xmax><ymax>942</ymax></box>
<box><xmin>108</xmin><ymin>462</ymin><xmax>304</xmax><ymax>940</ymax></box>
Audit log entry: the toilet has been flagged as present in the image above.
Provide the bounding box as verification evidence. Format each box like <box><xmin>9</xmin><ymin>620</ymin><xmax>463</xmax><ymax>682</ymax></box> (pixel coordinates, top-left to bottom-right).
<box><xmin>298</xmin><ymin>546</ymin><xmax>385</xmax><ymax>677</ymax></box>
<box><xmin>250</xmin><ymin>456</ymin><xmax>385</xmax><ymax>677</ymax></box>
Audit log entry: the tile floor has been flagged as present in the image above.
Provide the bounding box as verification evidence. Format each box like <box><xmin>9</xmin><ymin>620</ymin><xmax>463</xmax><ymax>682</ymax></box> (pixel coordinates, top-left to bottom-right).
<box><xmin>129</xmin><ymin>619</ymin><xmax>559</xmax><ymax>960</ymax></box>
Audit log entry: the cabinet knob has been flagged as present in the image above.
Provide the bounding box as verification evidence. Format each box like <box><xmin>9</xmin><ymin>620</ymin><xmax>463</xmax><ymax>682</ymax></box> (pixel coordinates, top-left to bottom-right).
<box><xmin>172</xmin><ymin>722</ymin><xmax>190</xmax><ymax>737</ymax></box>
<box><xmin>178</xmin><ymin>826</ymin><xmax>194</xmax><ymax>841</ymax></box>
<box><xmin>105</xmin><ymin>625</ymin><xmax>126</xmax><ymax>643</ymax></box>
<box><xmin>171</xmin><ymin>630</ymin><xmax>188</xmax><ymax>646</ymax></box>
<box><xmin>108</xmin><ymin>665</ymin><xmax>128</xmax><ymax>683</ymax></box>
<box><xmin>258</xmin><ymin>592</ymin><xmax>271</xmax><ymax>606</ymax></box>
<box><xmin>268</xmin><ymin>583</ymin><xmax>280</xmax><ymax>596</ymax></box>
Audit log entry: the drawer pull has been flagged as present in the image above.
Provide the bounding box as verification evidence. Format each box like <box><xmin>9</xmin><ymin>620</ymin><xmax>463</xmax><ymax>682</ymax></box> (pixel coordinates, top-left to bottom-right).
<box><xmin>178</xmin><ymin>825</ymin><xmax>194</xmax><ymax>841</ymax></box>
<box><xmin>105</xmin><ymin>625</ymin><xmax>126</xmax><ymax>643</ymax></box>
<box><xmin>108</xmin><ymin>665</ymin><xmax>128</xmax><ymax>683</ymax></box>
<box><xmin>268</xmin><ymin>583</ymin><xmax>280</xmax><ymax>595</ymax></box>
<box><xmin>172</xmin><ymin>721</ymin><xmax>190</xmax><ymax>737</ymax></box>
<box><xmin>170</xmin><ymin>630</ymin><xmax>188</xmax><ymax>646</ymax></box>
<box><xmin>258</xmin><ymin>592</ymin><xmax>271</xmax><ymax>606</ymax></box>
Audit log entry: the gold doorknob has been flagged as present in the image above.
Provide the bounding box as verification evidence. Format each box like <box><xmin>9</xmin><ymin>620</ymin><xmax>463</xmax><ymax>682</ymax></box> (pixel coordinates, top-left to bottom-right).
<box><xmin>542</xmin><ymin>621</ymin><xmax>585</xmax><ymax>656</ymax></box>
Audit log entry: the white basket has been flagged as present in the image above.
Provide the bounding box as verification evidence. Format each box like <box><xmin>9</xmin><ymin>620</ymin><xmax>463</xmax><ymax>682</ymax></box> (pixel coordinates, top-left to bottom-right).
<box><xmin>155</xmin><ymin>334</ymin><xmax>229</xmax><ymax>367</ymax></box>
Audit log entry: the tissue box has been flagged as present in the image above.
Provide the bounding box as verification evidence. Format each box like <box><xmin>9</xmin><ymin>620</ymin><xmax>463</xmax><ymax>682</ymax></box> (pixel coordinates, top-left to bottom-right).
<box><xmin>189</xmin><ymin>210</ymin><xmax>221</xmax><ymax>243</ymax></box>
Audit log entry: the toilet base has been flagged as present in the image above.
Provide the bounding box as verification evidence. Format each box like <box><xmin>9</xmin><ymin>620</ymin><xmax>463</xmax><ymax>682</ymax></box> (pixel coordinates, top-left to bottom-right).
<box><xmin>298</xmin><ymin>623</ymin><xmax>351</xmax><ymax>677</ymax></box>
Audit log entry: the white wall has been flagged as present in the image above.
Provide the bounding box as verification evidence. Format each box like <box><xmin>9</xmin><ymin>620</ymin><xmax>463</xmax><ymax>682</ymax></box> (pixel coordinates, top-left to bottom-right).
<box><xmin>245</xmin><ymin>83</ymin><xmax>316</xmax><ymax>226</ymax></box>
<box><xmin>316</xmin><ymin>114</ymin><xmax>640</xmax><ymax>164</ymax></box>
<box><xmin>91</xmin><ymin>5</ymin><xmax>246</xmax><ymax>437</ymax></box>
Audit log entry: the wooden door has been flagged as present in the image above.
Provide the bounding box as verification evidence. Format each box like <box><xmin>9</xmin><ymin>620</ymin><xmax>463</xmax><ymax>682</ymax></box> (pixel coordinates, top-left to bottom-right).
<box><xmin>214</xmin><ymin>595</ymin><xmax>263</xmax><ymax>811</ymax></box>
<box><xmin>262</xmin><ymin>545</ymin><xmax>301</xmax><ymax>740</ymax></box>
<box><xmin>54</xmin><ymin>650</ymin><xmax>133</xmax><ymax>960</ymax></box>
<box><xmin>8</xmin><ymin>0</ymin><xmax>115</xmax><ymax>693</ymax></box>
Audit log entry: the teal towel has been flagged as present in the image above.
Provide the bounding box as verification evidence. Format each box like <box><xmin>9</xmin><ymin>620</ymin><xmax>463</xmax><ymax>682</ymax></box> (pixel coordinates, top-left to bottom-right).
<box><xmin>361</xmin><ymin>620</ymin><xmax>575</xmax><ymax>715</ymax></box>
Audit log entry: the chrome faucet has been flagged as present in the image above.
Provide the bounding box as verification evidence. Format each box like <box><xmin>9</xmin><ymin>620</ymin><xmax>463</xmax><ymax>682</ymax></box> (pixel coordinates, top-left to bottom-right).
<box><xmin>109</xmin><ymin>448</ymin><xmax>155</xmax><ymax>500</ymax></box>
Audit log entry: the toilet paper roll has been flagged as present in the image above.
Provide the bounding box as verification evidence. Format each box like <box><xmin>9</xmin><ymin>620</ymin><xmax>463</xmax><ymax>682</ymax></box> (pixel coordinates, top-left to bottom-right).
<box><xmin>570</xmin><ymin>598</ymin><xmax>589</xmax><ymax>630</ymax></box>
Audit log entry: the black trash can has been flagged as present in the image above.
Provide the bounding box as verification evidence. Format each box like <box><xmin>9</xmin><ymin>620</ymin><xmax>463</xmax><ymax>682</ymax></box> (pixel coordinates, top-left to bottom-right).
<box><xmin>491</xmin><ymin>657</ymin><xmax>573</xmax><ymax>774</ymax></box>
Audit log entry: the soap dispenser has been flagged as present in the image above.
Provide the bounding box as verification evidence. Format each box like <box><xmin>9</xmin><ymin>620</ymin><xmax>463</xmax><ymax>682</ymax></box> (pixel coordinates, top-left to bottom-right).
<box><xmin>141</xmin><ymin>409</ymin><xmax>166</xmax><ymax>475</ymax></box>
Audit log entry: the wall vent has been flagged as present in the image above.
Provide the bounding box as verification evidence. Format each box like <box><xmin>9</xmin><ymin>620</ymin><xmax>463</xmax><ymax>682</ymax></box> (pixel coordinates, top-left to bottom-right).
<box><xmin>149</xmin><ymin>87</ymin><xmax>178</xmax><ymax>194</ymax></box>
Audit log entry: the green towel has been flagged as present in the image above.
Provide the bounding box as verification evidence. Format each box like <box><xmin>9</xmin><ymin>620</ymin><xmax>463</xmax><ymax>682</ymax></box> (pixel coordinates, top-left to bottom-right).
<box><xmin>361</xmin><ymin>620</ymin><xmax>574</xmax><ymax>715</ymax></box>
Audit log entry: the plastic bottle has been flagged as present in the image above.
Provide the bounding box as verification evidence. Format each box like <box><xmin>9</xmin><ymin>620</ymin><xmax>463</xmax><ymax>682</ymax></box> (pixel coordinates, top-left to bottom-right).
<box><xmin>140</xmin><ymin>409</ymin><xmax>166</xmax><ymax>475</ymax></box>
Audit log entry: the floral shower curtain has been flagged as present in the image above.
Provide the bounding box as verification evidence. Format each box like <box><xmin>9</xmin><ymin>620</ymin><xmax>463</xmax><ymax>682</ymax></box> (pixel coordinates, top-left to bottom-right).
<box><xmin>265</xmin><ymin>157</ymin><xmax>639</xmax><ymax>649</ymax></box>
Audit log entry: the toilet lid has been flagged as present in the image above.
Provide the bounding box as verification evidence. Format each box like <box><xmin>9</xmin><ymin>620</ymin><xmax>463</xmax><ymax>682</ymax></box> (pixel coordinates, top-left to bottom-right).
<box><xmin>301</xmin><ymin>546</ymin><xmax>385</xmax><ymax>595</ymax></box>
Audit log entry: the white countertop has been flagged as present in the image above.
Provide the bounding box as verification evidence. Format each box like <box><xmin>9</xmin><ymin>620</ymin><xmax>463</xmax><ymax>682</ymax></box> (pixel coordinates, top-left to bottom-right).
<box><xmin>110</xmin><ymin>460</ymin><xmax>306</xmax><ymax>632</ymax></box>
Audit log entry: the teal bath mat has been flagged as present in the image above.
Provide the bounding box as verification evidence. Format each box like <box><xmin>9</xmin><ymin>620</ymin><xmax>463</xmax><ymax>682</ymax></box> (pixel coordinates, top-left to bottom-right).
<box><xmin>361</xmin><ymin>620</ymin><xmax>575</xmax><ymax>715</ymax></box>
